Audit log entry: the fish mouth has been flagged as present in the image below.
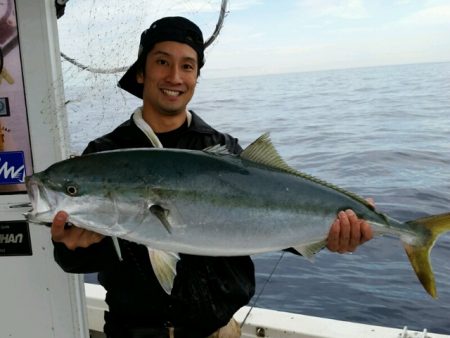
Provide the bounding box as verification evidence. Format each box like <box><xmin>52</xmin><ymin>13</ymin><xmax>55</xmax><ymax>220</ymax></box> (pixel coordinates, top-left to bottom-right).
<box><xmin>24</xmin><ymin>175</ymin><xmax>54</xmax><ymax>224</ymax></box>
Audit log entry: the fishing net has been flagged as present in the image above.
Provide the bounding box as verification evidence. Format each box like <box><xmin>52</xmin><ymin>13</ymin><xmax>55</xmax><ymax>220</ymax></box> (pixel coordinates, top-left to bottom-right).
<box><xmin>53</xmin><ymin>0</ymin><xmax>227</xmax><ymax>155</ymax></box>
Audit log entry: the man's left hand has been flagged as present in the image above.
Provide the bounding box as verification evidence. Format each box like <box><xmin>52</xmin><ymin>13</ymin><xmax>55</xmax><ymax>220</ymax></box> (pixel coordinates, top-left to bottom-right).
<box><xmin>326</xmin><ymin>207</ymin><xmax>373</xmax><ymax>253</ymax></box>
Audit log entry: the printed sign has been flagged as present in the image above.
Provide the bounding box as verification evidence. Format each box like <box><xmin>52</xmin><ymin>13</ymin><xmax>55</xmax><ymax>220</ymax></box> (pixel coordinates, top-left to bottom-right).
<box><xmin>0</xmin><ymin>151</ymin><xmax>25</xmax><ymax>184</ymax></box>
<box><xmin>0</xmin><ymin>220</ymin><xmax>32</xmax><ymax>256</ymax></box>
<box><xmin>0</xmin><ymin>0</ymin><xmax>32</xmax><ymax>194</ymax></box>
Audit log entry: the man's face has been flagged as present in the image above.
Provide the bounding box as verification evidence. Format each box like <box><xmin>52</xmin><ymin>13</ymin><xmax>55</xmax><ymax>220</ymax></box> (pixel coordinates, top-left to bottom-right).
<box><xmin>137</xmin><ymin>41</ymin><xmax>198</xmax><ymax>117</ymax></box>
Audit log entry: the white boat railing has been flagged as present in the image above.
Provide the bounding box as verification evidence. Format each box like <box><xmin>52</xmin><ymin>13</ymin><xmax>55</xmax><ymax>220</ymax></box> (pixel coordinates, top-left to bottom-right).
<box><xmin>84</xmin><ymin>283</ymin><xmax>449</xmax><ymax>338</ymax></box>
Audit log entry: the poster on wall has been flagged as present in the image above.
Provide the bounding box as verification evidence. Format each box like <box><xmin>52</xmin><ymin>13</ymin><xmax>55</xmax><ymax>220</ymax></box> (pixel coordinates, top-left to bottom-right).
<box><xmin>0</xmin><ymin>0</ymin><xmax>32</xmax><ymax>194</ymax></box>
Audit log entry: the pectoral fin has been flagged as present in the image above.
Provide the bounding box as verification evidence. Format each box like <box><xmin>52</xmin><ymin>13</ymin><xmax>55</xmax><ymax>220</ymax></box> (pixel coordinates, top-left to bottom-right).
<box><xmin>292</xmin><ymin>240</ymin><xmax>327</xmax><ymax>262</ymax></box>
<box><xmin>149</xmin><ymin>204</ymin><xmax>172</xmax><ymax>234</ymax></box>
<box><xmin>148</xmin><ymin>248</ymin><xmax>180</xmax><ymax>295</ymax></box>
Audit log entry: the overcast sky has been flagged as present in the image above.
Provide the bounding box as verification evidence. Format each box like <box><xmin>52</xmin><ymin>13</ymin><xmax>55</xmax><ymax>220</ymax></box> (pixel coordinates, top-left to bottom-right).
<box><xmin>204</xmin><ymin>0</ymin><xmax>450</xmax><ymax>77</ymax></box>
<box><xmin>59</xmin><ymin>0</ymin><xmax>450</xmax><ymax>78</ymax></box>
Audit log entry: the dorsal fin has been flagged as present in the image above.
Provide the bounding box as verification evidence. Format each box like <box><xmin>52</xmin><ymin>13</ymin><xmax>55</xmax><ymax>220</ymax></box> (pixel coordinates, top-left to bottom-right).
<box><xmin>241</xmin><ymin>133</ymin><xmax>374</xmax><ymax>210</ymax></box>
<box><xmin>241</xmin><ymin>133</ymin><xmax>294</xmax><ymax>172</ymax></box>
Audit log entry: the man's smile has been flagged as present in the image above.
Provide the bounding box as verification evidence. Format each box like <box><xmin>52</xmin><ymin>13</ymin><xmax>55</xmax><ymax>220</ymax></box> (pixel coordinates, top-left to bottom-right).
<box><xmin>161</xmin><ymin>88</ymin><xmax>183</xmax><ymax>97</ymax></box>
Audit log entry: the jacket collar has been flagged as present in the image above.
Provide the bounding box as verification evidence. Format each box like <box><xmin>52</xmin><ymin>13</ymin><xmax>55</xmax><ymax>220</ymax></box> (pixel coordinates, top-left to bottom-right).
<box><xmin>132</xmin><ymin>107</ymin><xmax>216</xmax><ymax>148</ymax></box>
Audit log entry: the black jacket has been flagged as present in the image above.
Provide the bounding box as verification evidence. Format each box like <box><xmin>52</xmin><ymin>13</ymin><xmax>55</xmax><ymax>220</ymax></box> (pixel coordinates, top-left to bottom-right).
<box><xmin>53</xmin><ymin>111</ymin><xmax>255</xmax><ymax>337</ymax></box>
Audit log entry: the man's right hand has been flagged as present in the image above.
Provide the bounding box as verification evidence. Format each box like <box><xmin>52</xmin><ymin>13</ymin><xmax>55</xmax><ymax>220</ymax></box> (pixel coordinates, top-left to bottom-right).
<box><xmin>51</xmin><ymin>211</ymin><xmax>104</xmax><ymax>250</ymax></box>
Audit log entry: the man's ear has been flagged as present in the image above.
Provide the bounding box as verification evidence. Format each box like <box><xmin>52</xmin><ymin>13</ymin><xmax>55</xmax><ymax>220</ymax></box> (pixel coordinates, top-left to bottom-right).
<box><xmin>136</xmin><ymin>71</ymin><xmax>144</xmax><ymax>84</ymax></box>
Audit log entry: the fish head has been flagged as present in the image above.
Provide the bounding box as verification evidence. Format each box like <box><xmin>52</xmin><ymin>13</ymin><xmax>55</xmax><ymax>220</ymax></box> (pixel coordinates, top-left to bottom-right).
<box><xmin>24</xmin><ymin>169</ymin><xmax>81</xmax><ymax>224</ymax></box>
<box><xmin>24</xmin><ymin>158</ymin><xmax>115</xmax><ymax>232</ymax></box>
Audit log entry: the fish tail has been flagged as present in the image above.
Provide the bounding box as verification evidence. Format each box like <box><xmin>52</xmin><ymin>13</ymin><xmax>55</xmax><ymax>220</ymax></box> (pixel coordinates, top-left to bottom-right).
<box><xmin>403</xmin><ymin>212</ymin><xmax>450</xmax><ymax>298</ymax></box>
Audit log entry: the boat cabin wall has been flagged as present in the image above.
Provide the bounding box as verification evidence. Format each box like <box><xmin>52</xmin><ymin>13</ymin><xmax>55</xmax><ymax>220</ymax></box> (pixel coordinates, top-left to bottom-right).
<box><xmin>0</xmin><ymin>0</ymin><xmax>88</xmax><ymax>337</ymax></box>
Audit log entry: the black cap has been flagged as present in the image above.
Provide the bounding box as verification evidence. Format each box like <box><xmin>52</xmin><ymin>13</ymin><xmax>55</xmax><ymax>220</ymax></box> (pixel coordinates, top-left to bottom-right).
<box><xmin>118</xmin><ymin>17</ymin><xmax>205</xmax><ymax>99</ymax></box>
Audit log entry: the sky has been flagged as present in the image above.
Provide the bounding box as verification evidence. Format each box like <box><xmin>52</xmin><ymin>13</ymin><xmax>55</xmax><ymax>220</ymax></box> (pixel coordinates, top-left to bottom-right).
<box><xmin>204</xmin><ymin>0</ymin><xmax>450</xmax><ymax>77</ymax></box>
<box><xmin>59</xmin><ymin>0</ymin><xmax>450</xmax><ymax>78</ymax></box>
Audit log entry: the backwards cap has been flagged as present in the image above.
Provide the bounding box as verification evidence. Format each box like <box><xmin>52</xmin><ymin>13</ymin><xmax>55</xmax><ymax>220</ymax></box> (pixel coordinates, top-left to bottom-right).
<box><xmin>118</xmin><ymin>16</ymin><xmax>205</xmax><ymax>99</ymax></box>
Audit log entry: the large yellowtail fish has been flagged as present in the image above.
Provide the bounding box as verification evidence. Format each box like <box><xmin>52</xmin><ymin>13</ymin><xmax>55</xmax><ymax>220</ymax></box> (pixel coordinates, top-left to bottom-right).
<box><xmin>24</xmin><ymin>134</ymin><xmax>450</xmax><ymax>297</ymax></box>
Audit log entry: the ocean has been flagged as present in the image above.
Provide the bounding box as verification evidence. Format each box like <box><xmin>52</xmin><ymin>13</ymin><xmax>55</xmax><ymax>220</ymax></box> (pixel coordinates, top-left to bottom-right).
<box><xmin>68</xmin><ymin>62</ymin><xmax>450</xmax><ymax>334</ymax></box>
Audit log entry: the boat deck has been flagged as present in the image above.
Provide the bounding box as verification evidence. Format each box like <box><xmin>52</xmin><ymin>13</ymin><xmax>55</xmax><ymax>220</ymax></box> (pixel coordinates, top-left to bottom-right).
<box><xmin>85</xmin><ymin>283</ymin><xmax>449</xmax><ymax>338</ymax></box>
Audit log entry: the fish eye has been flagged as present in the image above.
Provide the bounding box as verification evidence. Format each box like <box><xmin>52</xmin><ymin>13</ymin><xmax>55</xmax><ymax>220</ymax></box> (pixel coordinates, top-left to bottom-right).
<box><xmin>65</xmin><ymin>184</ymin><xmax>79</xmax><ymax>196</ymax></box>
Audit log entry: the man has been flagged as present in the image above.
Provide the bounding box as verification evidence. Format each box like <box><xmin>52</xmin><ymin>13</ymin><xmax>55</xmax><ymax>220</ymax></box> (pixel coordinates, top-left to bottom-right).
<box><xmin>51</xmin><ymin>17</ymin><xmax>373</xmax><ymax>338</ymax></box>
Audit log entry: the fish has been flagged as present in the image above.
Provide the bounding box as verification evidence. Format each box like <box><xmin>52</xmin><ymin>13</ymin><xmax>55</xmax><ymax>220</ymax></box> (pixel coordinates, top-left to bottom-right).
<box><xmin>24</xmin><ymin>133</ymin><xmax>450</xmax><ymax>297</ymax></box>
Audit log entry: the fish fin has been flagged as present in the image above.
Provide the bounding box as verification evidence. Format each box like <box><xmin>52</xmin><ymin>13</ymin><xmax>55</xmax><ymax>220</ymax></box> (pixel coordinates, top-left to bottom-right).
<box><xmin>241</xmin><ymin>133</ymin><xmax>375</xmax><ymax>210</ymax></box>
<box><xmin>292</xmin><ymin>240</ymin><xmax>327</xmax><ymax>262</ymax></box>
<box><xmin>148</xmin><ymin>248</ymin><xmax>179</xmax><ymax>295</ymax></box>
<box><xmin>403</xmin><ymin>212</ymin><xmax>450</xmax><ymax>298</ymax></box>
<box><xmin>241</xmin><ymin>133</ymin><xmax>295</xmax><ymax>172</ymax></box>
<box><xmin>149</xmin><ymin>205</ymin><xmax>172</xmax><ymax>234</ymax></box>
<box><xmin>203</xmin><ymin>144</ymin><xmax>232</xmax><ymax>155</ymax></box>
<box><xmin>111</xmin><ymin>236</ymin><xmax>123</xmax><ymax>261</ymax></box>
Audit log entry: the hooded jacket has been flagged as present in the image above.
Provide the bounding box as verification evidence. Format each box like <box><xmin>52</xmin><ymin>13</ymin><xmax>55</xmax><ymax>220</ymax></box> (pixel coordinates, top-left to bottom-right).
<box><xmin>53</xmin><ymin>111</ymin><xmax>255</xmax><ymax>337</ymax></box>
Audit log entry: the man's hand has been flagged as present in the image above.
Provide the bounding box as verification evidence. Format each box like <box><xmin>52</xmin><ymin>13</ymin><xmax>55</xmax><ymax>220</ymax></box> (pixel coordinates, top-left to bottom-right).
<box><xmin>326</xmin><ymin>199</ymin><xmax>374</xmax><ymax>253</ymax></box>
<box><xmin>51</xmin><ymin>204</ymin><xmax>373</xmax><ymax>253</ymax></box>
<box><xmin>51</xmin><ymin>211</ymin><xmax>104</xmax><ymax>250</ymax></box>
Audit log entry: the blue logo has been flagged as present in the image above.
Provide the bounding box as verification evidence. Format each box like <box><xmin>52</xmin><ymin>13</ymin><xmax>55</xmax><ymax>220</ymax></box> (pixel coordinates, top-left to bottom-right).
<box><xmin>0</xmin><ymin>151</ymin><xmax>26</xmax><ymax>185</ymax></box>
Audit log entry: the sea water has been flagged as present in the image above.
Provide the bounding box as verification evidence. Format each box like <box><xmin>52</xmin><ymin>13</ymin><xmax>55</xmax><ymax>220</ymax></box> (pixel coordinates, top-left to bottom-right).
<box><xmin>68</xmin><ymin>62</ymin><xmax>450</xmax><ymax>333</ymax></box>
